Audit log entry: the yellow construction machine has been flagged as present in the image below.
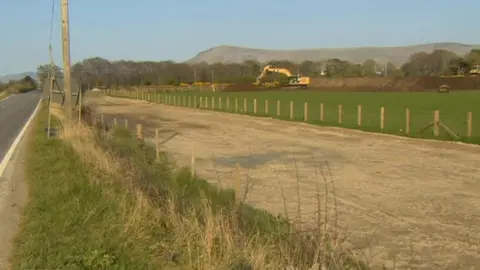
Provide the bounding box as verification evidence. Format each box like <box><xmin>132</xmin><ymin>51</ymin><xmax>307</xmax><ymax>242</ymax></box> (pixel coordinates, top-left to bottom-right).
<box><xmin>469</xmin><ymin>65</ymin><xmax>480</xmax><ymax>76</ymax></box>
<box><xmin>255</xmin><ymin>65</ymin><xmax>310</xmax><ymax>88</ymax></box>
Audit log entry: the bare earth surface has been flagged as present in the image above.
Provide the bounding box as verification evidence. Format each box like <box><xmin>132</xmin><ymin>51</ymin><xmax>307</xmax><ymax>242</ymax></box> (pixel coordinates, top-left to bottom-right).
<box><xmin>87</xmin><ymin>96</ymin><xmax>480</xmax><ymax>269</ymax></box>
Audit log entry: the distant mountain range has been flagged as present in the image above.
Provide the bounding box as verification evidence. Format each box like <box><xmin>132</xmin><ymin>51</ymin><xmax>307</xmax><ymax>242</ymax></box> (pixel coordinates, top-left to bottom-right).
<box><xmin>0</xmin><ymin>72</ymin><xmax>36</xmax><ymax>83</ymax></box>
<box><xmin>187</xmin><ymin>42</ymin><xmax>480</xmax><ymax>66</ymax></box>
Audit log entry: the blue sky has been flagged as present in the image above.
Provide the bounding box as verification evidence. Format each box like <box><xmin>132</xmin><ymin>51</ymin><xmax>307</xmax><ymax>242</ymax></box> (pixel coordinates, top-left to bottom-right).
<box><xmin>0</xmin><ymin>0</ymin><xmax>476</xmax><ymax>75</ymax></box>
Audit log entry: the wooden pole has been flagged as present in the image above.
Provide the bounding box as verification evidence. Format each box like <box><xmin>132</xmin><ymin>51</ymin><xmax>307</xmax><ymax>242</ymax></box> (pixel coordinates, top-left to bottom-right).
<box><xmin>467</xmin><ymin>112</ymin><xmax>472</xmax><ymax>137</ymax></box>
<box><xmin>253</xmin><ymin>99</ymin><xmax>257</xmax><ymax>114</ymax></box>
<box><xmin>338</xmin><ymin>104</ymin><xmax>342</xmax><ymax>124</ymax></box>
<box><xmin>136</xmin><ymin>124</ymin><xmax>143</xmax><ymax>139</ymax></box>
<box><xmin>290</xmin><ymin>101</ymin><xmax>294</xmax><ymax>119</ymax></box>
<box><xmin>357</xmin><ymin>105</ymin><xmax>362</xmax><ymax>126</ymax></box>
<box><xmin>265</xmin><ymin>100</ymin><xmax>269</xmax><ymax>114</ymax></box>
<box><xmin>380</xmin><ymin>107</ymin><xmax>385</xmax><ymax>130</ymax></box>
<box><xmin>433</xmin><ymin>110</ymin><xmax>440</xmax><ymax>137</ymax></box>
<box><xmin>219</xmin><ymin>97</ymin><xmax>222</xmax><ymax>110</ymax></box>
<box><xmin>191</xmin><ymin>145</ymin><xmax>196</xmax><ymax>180</ymax></box>
<box><xmin>243</xmin><ymin>98</ymin><xmax>247</xmax><ymax>113</ymax></box>
<box><xmin>320</xmin><ymin>103</ymin><xmax>324</xmax><ymax>121</ymax></box>
<box><xmin>61</xmin><ymin>0</ymin><xmax>73</xmax><ymax>118</ymax></box>
<box><xmin>124</xmin><ymin>119</ymin><xmax>128</xmax><ymax>129</ymax></box>
<box><xmin>405</xmin><ymin>108</ymin><xmax>410</xmax><ymax>134</ymax></box>
<box><xmin>277</xmin><ymin>100</ymin><xmax>280</xmax><ymax>116</ymax></box>
<box><xmin>304</xmin><ymin>102</ymin><xmax>308</xmax><ymax>121</ymax></box>
<box><xmin>155</xmin><ymin>128</ymin><xmax>160</xmax><ymax>161</ymax></box>
<box><xmin>235</xmin><ymin>98</ymin><xmax>238</xmax><ymax>112</ymax></box>
<box><xmin>226</xmin><ymin>97</ymin><xmax>230</xmax><ymax>111</ymax></box>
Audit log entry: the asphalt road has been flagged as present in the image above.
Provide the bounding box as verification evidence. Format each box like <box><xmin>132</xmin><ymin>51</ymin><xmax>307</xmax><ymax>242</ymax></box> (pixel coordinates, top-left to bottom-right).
<box><xmin>0</xmin><ymin>91</ymin><xmax>42</xmax><ymax>164</ymax></box>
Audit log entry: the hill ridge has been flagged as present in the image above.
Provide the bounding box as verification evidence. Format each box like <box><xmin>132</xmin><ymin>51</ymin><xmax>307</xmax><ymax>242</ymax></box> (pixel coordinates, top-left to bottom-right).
<box><xmin>187</xmin><ymin>42</ymin><xmax>480</xmax><ymax>66</ymax></box>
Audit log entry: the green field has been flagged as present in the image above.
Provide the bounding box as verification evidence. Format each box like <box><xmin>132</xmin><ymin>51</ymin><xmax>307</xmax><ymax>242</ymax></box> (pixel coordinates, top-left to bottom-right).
<box><xmin>116</xmin><ymin>90</ymin><xmax>480</xmax><ymax>144</ymax></box>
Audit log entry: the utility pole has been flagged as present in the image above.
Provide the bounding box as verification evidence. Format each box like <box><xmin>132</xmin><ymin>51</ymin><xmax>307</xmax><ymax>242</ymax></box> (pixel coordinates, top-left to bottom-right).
<box><xmin>61</xmin><ymin>0</ymin><xmax>72</xmax><ymax>118</ymax></box>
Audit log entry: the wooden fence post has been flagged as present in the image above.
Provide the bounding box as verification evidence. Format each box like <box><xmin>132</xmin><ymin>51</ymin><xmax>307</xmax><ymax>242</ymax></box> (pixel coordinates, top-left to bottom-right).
<box><xmin>235</xmin><ymin>98</ymin><xmax>239</xmax><ymax>112</ymax></box>
<box><xmin>226</xmin><ymin>97</ymin><xmax>230</xmax><ymax>111</ymax></box>
<box><xmin>357</xmin><ymin>105</ymin><xmax>362</xmax><ymax>126</ymax></box>
<box><xmin>338</xmin><ymin>104</ymin><xmax>342</xmax><ymax>124</ymax></box>
<box><xmin>254</xmin><ymin>99</ymin><xmax>257</xmax><ymax>114</ymax></box>
<box><xmin>124</xmin><ymin>119</ymin><xmax>128</xmax><ymax>129</ymax></box>
<box><xmin>136</xmin><ymin>124</ymin><xmax>143</xmax><ymax>139</ymax></box>
<box><xmin>155</xmin><ymin>128</ymin><xmax>160</xmax><ymax>161</ymax></box>
<box><xmin>113</xmin><ymin>118</ymin><xmax>117</xmax><ymax>127</ymax></box>
<box><xmin>320</xmin><ymin>103</ymin><xmax>324</xmax><ymax>121</ymax></box>
<box><xmin>265</xmin><ymin>100</ymin><xmax>269</xmax><ymax>114</ymax></box>
<box><xmin>188</xmin><ymin>96</ymin><xmax>191</xmax><ymax>107</ymax></box>
<box><xmin>219</xmin><ymin>97</ymin><xmax>222</xmax><ymax>110</ymax></box>
<box><xmin>205</xmin><ymin>96</ymin><xmax>208</xmax><ymax>108</ymax></box>
<box><xmin>380</xmin><ymin>107</ymin><xmax>385</xmax><ymax>130</ymax></box>
<box><xmin>276</xmin><ymin>100</ymin><xmax>280</xmax><ymax>116</ymax></box>
<box><xmin>304</xmin><ymin>102</ymin><xmax>308</xmax><ymax>121</ymax></box>
<box><xmin>235</xmin><ymin>163</ymin><xmax>242</xmax><ymax>204</ymax></box>
<box><xmin>290</xmin><ymin>101</ymin><xmax>294</xmax><ymax>119</ymax></box>
<box><xmin>191</xmin><ymin>145</ymin><xmax>196</xmax><ymax>180</ymax></box>
<box><xmin>243</xmin><ymin>98</ymin><xmax>247</xmax><ymax>113</ymax></box>
<box><xmin>405</xmin><ymin>108</ymin><xmax>410</xmax><ymax>134</ymax></box>
<box><xmin>183</xmin><ymin>96</ymin><xmax>186</xmax><ymax>106</ymax></box>
<box><xmin>433</xmin><ymin>110</ymin><xmax>440</xmax><ymax>137</ymax></box>
<box><xmin>467</xmin><ymin>112</ymin><xmax>472</xmax><ymax>137</ymax></box>
<box><xmin>211</xmin><ymin>96</ymin><xmax>215</xmax><ymax>109</ymax></box>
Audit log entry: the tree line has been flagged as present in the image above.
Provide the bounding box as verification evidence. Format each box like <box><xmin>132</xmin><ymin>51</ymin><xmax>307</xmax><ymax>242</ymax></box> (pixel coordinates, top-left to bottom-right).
<box><xmin>0</xmin><ymin>76</ymin><xmax>38</xmax><ymax>94</ymax></box>
<box><xmin>37</xmin><ymin>49</ymin><xmax>480</xmax><ymax>88</ymax></box>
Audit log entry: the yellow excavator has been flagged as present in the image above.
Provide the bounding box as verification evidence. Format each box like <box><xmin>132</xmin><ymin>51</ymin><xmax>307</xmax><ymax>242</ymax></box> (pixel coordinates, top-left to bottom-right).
<box><xmin>255</xmin><ymin>65</ymin><xmax>310</xmax><ymax>88</ymax></box>
<box><xmin>469</xmin><ymin>65</ymin><xmax>480</xmax><ymax>76</ymax></box>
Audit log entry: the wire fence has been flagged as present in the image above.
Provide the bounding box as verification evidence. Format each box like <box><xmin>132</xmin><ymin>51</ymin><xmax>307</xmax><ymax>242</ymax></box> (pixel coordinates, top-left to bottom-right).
<box><xmin>105</xmin><ymin>89</ymin><xmax>478</xmax><ymax>143</ymax></box>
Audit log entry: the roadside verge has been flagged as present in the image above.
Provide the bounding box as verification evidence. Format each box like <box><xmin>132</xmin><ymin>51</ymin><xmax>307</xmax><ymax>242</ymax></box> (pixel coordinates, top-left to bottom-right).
<box><xmin>10</xmin><ymin>106</ymin><xmax>367</xmax><ymax>269</ymax></box>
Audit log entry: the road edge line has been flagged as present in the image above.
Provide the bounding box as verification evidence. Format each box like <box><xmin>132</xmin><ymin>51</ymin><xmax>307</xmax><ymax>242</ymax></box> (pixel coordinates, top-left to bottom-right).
<box><xmin>0</xmin><ymin>97</ymin><xmax>42</xmax><ymax>177</ymax></box>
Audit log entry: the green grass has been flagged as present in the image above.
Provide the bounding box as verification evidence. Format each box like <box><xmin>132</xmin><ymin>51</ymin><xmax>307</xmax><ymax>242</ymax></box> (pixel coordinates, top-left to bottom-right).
<box><xmin>114</xmin><ymin>89</ymin><xmax>480</xmax><ymax>144</ymax></box>
<box><xmin>11</xmin><ymin>104</ymin><xmax>367</xmax><ymax>269</ymax></box>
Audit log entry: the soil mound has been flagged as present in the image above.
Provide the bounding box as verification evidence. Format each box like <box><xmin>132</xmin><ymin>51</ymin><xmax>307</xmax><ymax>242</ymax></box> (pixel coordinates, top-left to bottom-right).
<box><xmin>224</xmin><ymin>83</ymin><xmax>260</xmax><ymax>92</ymax></box>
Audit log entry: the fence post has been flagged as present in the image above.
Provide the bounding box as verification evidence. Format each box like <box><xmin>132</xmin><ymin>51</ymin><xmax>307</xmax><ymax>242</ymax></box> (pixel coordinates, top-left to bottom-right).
<box><xmin>205</xmin><ymin>96</ymin><xmax>208</xmax><ymax>108</ymax></box>
<box><xmin>320</xmin><ymin>103</ymin><xmax>324</xmax><ymax>121</ymax></box>
<box><xmin>254</xmin><ymin>99</ymin><xmax>257</xmax><ymax>114</ymax></box>
<box><xmin>136</xmin><ymin>124</ymin><xmax>143</xmax><ymax>139</ymax></box>
<box><xmin>226</xmin><ymin>97</ymin><xmax>230</xmax><ymax>111</ymax></box>
<box><xmin>265</xmin><ymin>100</ymin><xmax>269</xmax><ymax>114</ymax></box>
<box><xmin>433</xmin><ymin>110</ymin><xmax>440</xmax><ymax>137</ymax></box>
<box><xmin>338</xmin><ymin>104</ymin><xmax>342</xmax><ymax>124</ymax></box>
<box><xmin>155</xmin><ymin>128</ymin><xmax>160</xmax><ymax>161</ymax></box>
<box><xmin>235</xmin><ymin>98</ymin><xmax>238</xmax><ymax>112</ymax></box>
<box><xmin>219</xmin><ymin>97</ymin><xmax>222</xmax><ymax>110</ymax></box>
<box><xmin>243</xmin><ymin>98</ymin><xmax>247</xmax><ymax>113</ymax></box>
<box><xmin>380</xmin><ymin>107</ymin><xmax>385</xmax><ymax>130</ymax></box>
<box><xmin>277</xmin><ymin>100</ymin><xmax>280</xmax><ymax>116</ymax></box>
<box><xmin>357</xmin><ymin>105</ymin><xmax>362</xmax><ymax>126</ymax></box>
<box><xmin>124</xmin><ymin>119</ymin><xmax>128</xmax><ymax>129</ymax></box>
<box><xmin>405</xmin><ymin>108</ymin><xmax>410</xmax><ymax>134</ymax></box>
<box><xmin>191</xmin><ymin>145</ymin><xmax>196</xmax><ymax>180</ymax></box>
<box><xmin>467</xmin><ymin>112</ymin><xmax>472</xmax><ymax>137</ymax></box>
<box><xmin>290</xmin><ymin>101</ymin><xmax>294</xmax><ymax>119</ymax></box>
<box><xmin>304</xmin><ymin>102</ymin><xmax>308</xmax><ymax>121</ymax></box>
<box><xmin>212</xmin><ymin>96</ymin><xmax>215</xmax><ymax>109</ymax></box>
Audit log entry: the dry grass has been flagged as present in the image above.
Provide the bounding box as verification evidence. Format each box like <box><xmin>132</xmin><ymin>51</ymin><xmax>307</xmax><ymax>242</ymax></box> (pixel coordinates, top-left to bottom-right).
<box><xmin>11</xmin><ymin>104</ymin><xmax>367</xmax><ymax>269</ymax></box>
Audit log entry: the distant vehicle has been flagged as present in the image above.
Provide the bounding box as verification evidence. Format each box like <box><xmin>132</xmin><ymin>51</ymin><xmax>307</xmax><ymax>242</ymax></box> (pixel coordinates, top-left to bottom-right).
<box><xmin>255</xmin><ymin>65</ymin><xmax>310</xmax><ymax>88</ymax></box>
<box><xmin>469</xmin><ymin>65</ymin><xmax>480</xmax><ymax>76</ymax></box>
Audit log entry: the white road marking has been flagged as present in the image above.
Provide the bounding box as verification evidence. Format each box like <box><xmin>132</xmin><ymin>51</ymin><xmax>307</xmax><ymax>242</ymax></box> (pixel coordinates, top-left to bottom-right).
<box><xmin>0</xmin><ymin>97</ymin><xmax>42</xmax><ymax>177</ymax></box>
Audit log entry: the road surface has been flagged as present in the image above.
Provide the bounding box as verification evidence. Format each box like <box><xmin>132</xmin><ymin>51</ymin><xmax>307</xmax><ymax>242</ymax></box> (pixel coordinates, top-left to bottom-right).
<box><xmin>0</xmin><ymin>91</ymin><xmax>42</xmax><ymax>169</ymax></box>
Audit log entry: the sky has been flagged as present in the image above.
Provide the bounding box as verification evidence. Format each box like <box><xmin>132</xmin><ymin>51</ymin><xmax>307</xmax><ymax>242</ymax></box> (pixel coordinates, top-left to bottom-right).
<box><xmin>0</xmin><ymin>0</ymin><xmax>477</xmax><ymax>75</ymax></box>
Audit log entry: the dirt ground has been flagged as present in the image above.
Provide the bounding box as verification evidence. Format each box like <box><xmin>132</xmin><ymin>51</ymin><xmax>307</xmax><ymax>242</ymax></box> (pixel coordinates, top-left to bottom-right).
<box><xmin>86</xmin><ymin>96</ymin><xmax>480</xmax><ymax>269</ymax></box>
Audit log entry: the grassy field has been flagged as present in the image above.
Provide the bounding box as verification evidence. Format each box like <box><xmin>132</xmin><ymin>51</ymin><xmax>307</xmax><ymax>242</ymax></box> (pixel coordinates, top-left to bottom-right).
<box><xmin>10</xmin><ymin>104</ymin><xmax>366</xmax><ymax>269</ymax></box>
<box><xmin>115</xmin><ymin>90</ymin><xmax>480</xmax><ymax>144</ymax></box>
